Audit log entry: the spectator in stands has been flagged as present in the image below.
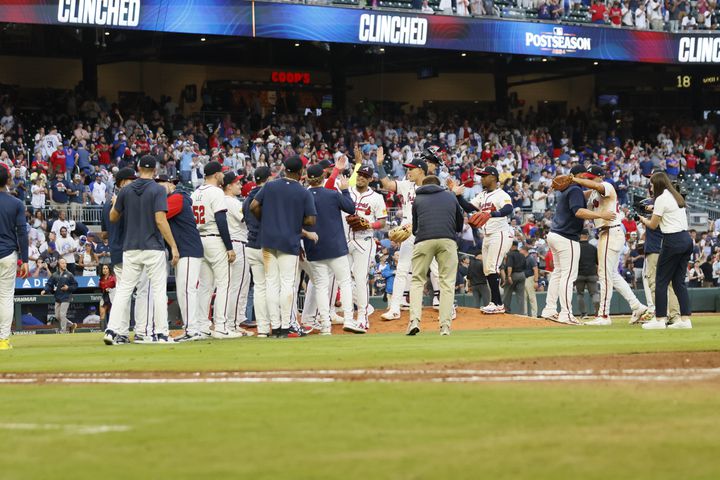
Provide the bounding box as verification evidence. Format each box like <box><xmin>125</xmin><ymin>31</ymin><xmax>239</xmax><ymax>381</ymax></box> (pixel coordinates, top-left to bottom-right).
<box><xmin>78</xmin><ymin>242</ymin><xmax>98</xmax><ymax>276</ymax></box>
<box><xmin>55</xmin><ymin>226</ymin><xmax>77</xmax><ymax>274</ymax></box>
<box><xmin>591</xmin><ymin>0</ymin><xmax>608</xmax><ymax>23</ymax></box>
<box><xmin>49</xmin><ymin>171</ymin><xmax>70</xmax><ymax>214</ymax></box>
<box><xmin>688</xmin><ymin>260</ymin><xmax>703</xmax><ymax>287</ymax></box>
<box><xmin>609</xmin><ymin>1</ymin><xmax>623</xmax><ymax>26</ymax></box>
<box><xmin>68</xmin><ymin>174</ymin><xmax>85</xmax><ymax>221</ymax></box>
<box><xmin>91</xmin><ymin>175</ymin><xmax>107</xmax><ymax>205</ymax></box>
<box><xmin>538</xmin><ymin>0</ymin><xmax>553</xmax><ymax>19</ymax></box>
<box><xmin>635</xmin><ymin>2</ymin><xmax>648</xmax><ymax>28</ymax></box>
<box><xmin>648</xmin><ymin>0</ymin><xmax>665</xmax><ymax>29</ymax></box>
<box><xmin>31</xmin><ymin>258</ymin><xmax>51</xmax><ymax>278</ymax></box>
<box><xmin>39</xmin><ymin>242</ymin><xmax>60</xmax><ymax>273</ymax></box>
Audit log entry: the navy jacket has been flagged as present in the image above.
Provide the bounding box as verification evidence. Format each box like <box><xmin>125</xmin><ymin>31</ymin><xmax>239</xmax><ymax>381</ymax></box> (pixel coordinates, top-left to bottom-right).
<box><xmin>167</xmin><ymin>191</ymin><xmax>203</xmax><ymax>258</ymax></box>
<box><xmin>243</xmin><ymin>186</ymin><xmax>262</xmax><ymax>249</ymax></box>
<box><xmin>303</xmin><ymin>187</ymin><xmax>355</xmax><ymax>261</ymax></box>
<box><xmin>412</xmin><ymin>184</ymin><xmax>463</xmax><ymax>243</ymax></box>
<box><xmin>101</xmin><ymin>199</ymin><xmax>124</xmax><ymax>265</ymax></box>
<box><xmin>0</xmin><ymin>192</ymin><xmax>28</xmax><ymax>262</ymax></box>
<box><xmin>44</xmin><ymin>269</ymin><xmax>77</xmax><ymax>302</ymax></box>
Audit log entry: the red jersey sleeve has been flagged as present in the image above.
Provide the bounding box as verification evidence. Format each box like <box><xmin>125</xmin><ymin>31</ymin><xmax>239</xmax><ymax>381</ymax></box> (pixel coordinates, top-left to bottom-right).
<box><xmin>166</xmin><ymin>193</ymin><xmax>183</xmax><ymax>219</ymax></box>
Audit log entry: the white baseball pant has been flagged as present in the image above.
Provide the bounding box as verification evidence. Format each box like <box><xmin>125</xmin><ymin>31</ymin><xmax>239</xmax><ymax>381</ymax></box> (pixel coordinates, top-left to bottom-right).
<box><xmin>348</xmin><ymin>233</ymin><xmax>376</xmax><ymax>325</ymax></box>
<box><xmin>309</xmin><ymin>256</ymin><xmax>354</xmax><ymax>329</ymax></box>
<box><xmin>542</xmin><ymin>232</ymin><xmax>580</xmax><ymax>322</ymax></box>
<box><xmin>197</xmin><ymin>236</ymin><xmax>231</xmax><ymax>334</ymax></box>
<box><xmin>597</xmin><ymin>227</ymin><xmax>643</xmax><ymax>317</ymax></box>
<box><xmin>107</xmin><ymin>250</ymin><xmax>169</xmax><ymax>337</ymax></box>
<box><xmin>175</xmin><ymin>256</ymin><xmax>202</xmax><ymax>334</ymax></box>
<box><xmin>227</xmin><ymin>241</ymin><xmax>250</xmax><ymax>330</ymax></box>
<box><xmin>0</xmin><ymin>253</ymin><xmax>17</xmax><ymax>340</ymax></box>
<box><xmin>133</xmin><ymin>269</ymin><xmax>156</xmax><ymax>338</ymax></box>
<box><xmin>246</xmin><ymin>247</ymin><xmax>271</xmax><ymax>334</ymax></box>
<box><xmin>482</xmin><ymin>230</ymin><xmax>514</xmax><ymax>275</ymax></box>
<box><xmin>388</xmin><ymin>234</ymin><xmax>439</xmax><ymax>314</ymax></box>
<box><xmin>263</xmin><ymin>249</ymin><xmax>299</xmax><ymax>330</ymax></box>
<box><xmin>114</xmin><ymin>263</ymin><xmax>154</xmax><ymax>336</ymax></box>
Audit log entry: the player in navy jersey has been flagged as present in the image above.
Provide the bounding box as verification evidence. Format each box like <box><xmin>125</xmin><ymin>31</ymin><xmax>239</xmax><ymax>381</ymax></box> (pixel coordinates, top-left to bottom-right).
<box><xmin>155</xmin><ymin>175</ymin><xmax>206</xmax><ymax>342</ymax></box>
<box><xmin>0</xmin><ymin>166</ymin><xmax>28</xmax><ymax>350</ymax></box>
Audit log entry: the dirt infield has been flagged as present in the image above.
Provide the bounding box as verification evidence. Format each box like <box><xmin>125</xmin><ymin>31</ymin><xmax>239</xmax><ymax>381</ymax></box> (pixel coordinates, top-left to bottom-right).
<box><xmin>340</xmin><ymin>307</ymin><xmax>563</xmax><ymax>334</ymax></box>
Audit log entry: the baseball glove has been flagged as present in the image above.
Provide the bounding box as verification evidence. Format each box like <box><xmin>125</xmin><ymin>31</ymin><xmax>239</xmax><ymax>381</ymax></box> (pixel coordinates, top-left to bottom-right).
<box><xmin>552</xmin><ymin>174</ymin><xmax>573</xmax><ymax>192</ymax></box>
<box><xmin>468</xmin><ymin>211</ymin><xmax>491</xmax><ymax>229</ymax></box>
<box><xmin>346</xmin><ymin>214</ymin><xmax>371</xmax><ymax>232</ymax></box>
<box><xmin>388</xmin><ymin>224</ymin><xmax>412</xmax><ymax>243</ymax></box>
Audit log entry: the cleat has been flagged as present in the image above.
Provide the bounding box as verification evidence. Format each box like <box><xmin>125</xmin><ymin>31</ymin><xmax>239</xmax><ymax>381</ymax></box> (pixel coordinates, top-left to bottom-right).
<box><xmin>380</xmin><ymin>310</ymin><xmax>401</xmax><ymax>321</ymax></box>
<box><xmin>103</xmin><ymin>330</ymin><xmax>129</xmax><ymax>346</ymax></box>
<box><xmin>541</xmin><ymin>312</ymin><xmax>559</xmax><ymax>322</ymax></box>
<box><xmin>0</xmin><ymin>339</ymin><xmax>12</xmax><ymax>350</ymax></box>
<box><xmin>584</xmin><ymin>316</ymin><xmax>612</xmax><ymax>326</ymax></box>
<box><xmin>642</xmin><ymin>319</ymin><xmax>667</xmax><ymax>330</ymax></box>
<box><xmin>211</xmin><ymin>330</ymin><xmax>244</xmax><ymax>339</ymax></box>
<box><xmin>331</xmin><ymin>313</ymin><xmax>345</xmax><ymax>325</ymax></box>
<box><xmin>343</xmin><ymin>322</ymin><xmax>367</xmax><ymax>334</ymax></box>
<box><xmin>239</xmin><ymin>320</ymin><xmax>257</xmax><ymax>329</ymax></box>
<box><xmin>480</xmin><ymin>303</ymin><xmax>505</xmax><ymax>314</ymax></box>
<box><xmin>133</xmin><ymin>334</ymin><xmax>146</xmax><ymax>344</ymax></box>
<box><xmin>232</xmin><ymin>327</ymin><xmax>255</xmax><ymax>337</ymax></box>
<box><xmin>285</xmin><ymin>327</ymin><xmax>308</xmax><ymax>338</ymax></box>
<box><xmin>440</xmin><ymin>324</ymin><xmax>451</xmax><ymax>336</ymax></box>
<box><xmin>174</xmin><ymin>332</ymin><xmax>210</xmax><ymax>343</ymax></box>
<box><xmin>667</xmin><ymin>319</ymin><xmax>692</xmax><ymax>329</ymax></box>
<box><xmin>406</xmin><ymin>319</ymin><xmax>420</xmax><ymax>336</ymax></box>
<box><xmin>68</xmin><ymin>322</ymin><xmax>77</xmax><ymax>334</ymax></box>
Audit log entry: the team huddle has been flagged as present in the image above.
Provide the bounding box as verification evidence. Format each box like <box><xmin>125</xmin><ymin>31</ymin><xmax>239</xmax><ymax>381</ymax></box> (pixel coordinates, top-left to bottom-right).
<box><xmin>0</xmin><ymin>146</ymin><xmax>694</xmax><ymax>350</ymax></box>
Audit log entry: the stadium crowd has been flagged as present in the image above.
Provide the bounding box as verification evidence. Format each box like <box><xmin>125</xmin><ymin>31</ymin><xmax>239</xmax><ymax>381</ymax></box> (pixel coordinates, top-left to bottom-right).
<box><xmin>1</xmin><ymin>85</ymin><xmax>720</xmax><ymax>327</ymax></box>
<box><xmin>322</xmin><ymin>0</ymin><xmax>720</xmax><ymax>31</ymax></box>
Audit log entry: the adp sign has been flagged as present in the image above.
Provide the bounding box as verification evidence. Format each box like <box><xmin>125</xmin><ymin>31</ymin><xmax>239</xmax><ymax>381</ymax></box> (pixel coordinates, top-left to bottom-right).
<box><xmin>57</xmin><ymin>0</ymin><xmax>141</xmax><ymax>27</ymax></box>
<box><xmin>15</xmin><ymin>276</ymin><xmax>99</xmax><ymax>290</ymax></box>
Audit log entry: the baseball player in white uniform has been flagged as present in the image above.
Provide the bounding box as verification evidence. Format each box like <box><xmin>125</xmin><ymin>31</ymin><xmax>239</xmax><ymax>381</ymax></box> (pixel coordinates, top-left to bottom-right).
<box><xmin>223</xmin><ymin>171</ymin><xmax>252</xmax><ymax>335</ymax></box>
<box><xmin>469</xmin><ymin>166</ymin><xmax>514</xmax><ymax>314</ymax></box>
<box><xmin>375</xmin><ymin>148</ymin><xmax>440</xmax><ymax>321</ymax></box>
<box><xmin>191</xmin><ymin>161</ymin><xmax>241</xmax><ymax>339</ymax></box>
<box><xmin>346</xmin><ymin>165</ymin><xmax>387</xmax><ymax>330</ymax></box>
<box><xmin>571</xmin><ymin>165</ymin><xmax>652</xmax><ymax>325</ymax></box>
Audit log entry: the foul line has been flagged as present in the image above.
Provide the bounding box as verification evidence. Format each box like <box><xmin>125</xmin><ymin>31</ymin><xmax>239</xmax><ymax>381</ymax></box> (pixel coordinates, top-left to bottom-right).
<box><xmin>1</xmin><ymin>368</ymin><xmax>720</xmax><ymax>384</ymax></box>
<box><xmin>0</xmin><ymin>423</ymin><xmax>131</xmax><ymax>434</ymax></box>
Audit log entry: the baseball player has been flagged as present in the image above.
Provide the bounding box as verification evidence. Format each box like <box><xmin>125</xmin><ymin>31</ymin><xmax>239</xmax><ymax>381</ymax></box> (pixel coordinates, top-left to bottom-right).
<box><xmin>105</xmin><ymin>155</ymin><xmax>180</xmax><ymax>345</ymax></box>
<box><xmin>100</xmin><ymin>167</ymin><xmax>156</xmax><ymax>343</ymax></box>
<box><xmin>249</xmin><ymin>155</ymin><xmax>317</xmax><ymax>338</ymax></box>
<box><xmin>540</xmin><ymin>165</ymin><xmax>615</xmax><ymax>325</ymax></box>
<box><xmin>304</xmin><ymin>164</ymin><xmax>356</xmax><ymax>334</ymax></box>
<box><xmin>191</xmin><ymin>161</ymin><xmax>242</xmax><ymax>339</ymax></box>
<box><xmin>464</xmin><ymin>166</ymin><xmax>514</xmax><ymax>314</ymax></box>
<box><xmin>375</xmin><ymin>148</ymin><xmax>440</xmax><ymax>321</ymax></box>
<box><xmin>0</xmin><ymin>166</ymin><xmax>29</xmax><ymax>350</ymax></box>
<box><xmin>242</xmin><ymin>166</ymin><xmax>272</xmax><ymax>337</ymax></box>
<box><xmin>155</xmin><ymin>175</ymin><xmax>206</xmax><ymax>342</ymax></box>
<box><xmin>346</xmin><ymin>165</ymin><xmax>387</xmax><ymax>330</ymax></box>
<box><xmin>571</xmin><ymin>165</ymin><xmax>652</xmax><ymax>325</ymax></box>
<box><xmin>223</xmin><ymin>171</ymin><xmax>253</xmax><ymax>336</ymax></box>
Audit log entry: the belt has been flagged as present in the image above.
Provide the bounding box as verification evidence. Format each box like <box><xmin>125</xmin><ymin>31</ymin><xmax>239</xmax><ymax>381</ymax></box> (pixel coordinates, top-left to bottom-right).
<box><xmin>232</xmin><ymin>240</ymin><xmax>246</xmax><ymax>244</ymax></box>
<box><xmin>201</xmin><ymin>234</ymin><xmax>220</xmax><ymax>238</ymax></box>
<box><xmin>598</xmin><ymin>224</ymin><xmax>621</xmax><ymax>232</ymax></box>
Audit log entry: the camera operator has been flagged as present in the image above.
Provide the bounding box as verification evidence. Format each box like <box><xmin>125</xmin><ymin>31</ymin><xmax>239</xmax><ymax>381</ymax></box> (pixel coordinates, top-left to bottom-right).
<box><xmin>638</xmin><ymin>172</ymin><xmax>693</xmax><ymax>330</ymax></box>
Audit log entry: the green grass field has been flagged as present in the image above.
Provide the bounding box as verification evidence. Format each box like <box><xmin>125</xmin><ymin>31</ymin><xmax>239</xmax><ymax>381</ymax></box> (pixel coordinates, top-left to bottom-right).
<box><xmin>2</xmin><ymin>317</ymin><xmax>720</xmax><ymax>479</ymax></box>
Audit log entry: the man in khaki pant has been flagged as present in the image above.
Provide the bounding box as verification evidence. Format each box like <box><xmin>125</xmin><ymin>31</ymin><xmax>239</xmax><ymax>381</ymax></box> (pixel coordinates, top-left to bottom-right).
<box><xmin>643</xmin><ymin>249</ymin><xmax>680</xmax><ymax>323</ymax></box>
<box><xmin>522</xmin><ymin>246</ymin><xmax>539</xmax><ymax>318</ymax></box>
<box><xmin>407</xmin><ymin>176</ymin><xmax>464</xmax><ymax>336</ymax></box>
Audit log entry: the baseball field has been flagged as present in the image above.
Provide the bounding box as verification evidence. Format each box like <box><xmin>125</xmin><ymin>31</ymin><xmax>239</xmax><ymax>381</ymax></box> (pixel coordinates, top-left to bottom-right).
<box><xmin>2</xmin><ymin>310</ymin><xmax>719</xmax><ymax>480</ymax></box>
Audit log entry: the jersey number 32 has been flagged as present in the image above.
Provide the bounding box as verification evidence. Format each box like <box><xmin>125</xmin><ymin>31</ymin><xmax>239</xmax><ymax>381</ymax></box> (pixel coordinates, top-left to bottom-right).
<box><xmin>192</xmin><ymin>205</ymin><xmax>206</xmax><ymax>224</ymax></box>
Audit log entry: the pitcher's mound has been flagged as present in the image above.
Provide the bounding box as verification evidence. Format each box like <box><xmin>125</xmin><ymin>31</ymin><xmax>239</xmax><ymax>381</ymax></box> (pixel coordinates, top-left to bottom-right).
<box><xmin>334</xmin><ymin>307</ymin><xmax>565</xmax><ymax>335</ymax></box>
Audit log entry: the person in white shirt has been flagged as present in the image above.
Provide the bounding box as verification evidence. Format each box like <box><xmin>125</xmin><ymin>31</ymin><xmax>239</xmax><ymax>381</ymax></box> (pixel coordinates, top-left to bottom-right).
<box><xmin>91</xmin><ymin>176</ymin><xmax>107</xmax><ymax>205</ymax></box>
<box><xmin>41</xmin><ymin>127</ymin><xmax>62</xmax><ymax>160</ymax></box>
<box><xmin>635</xmin><ymin>3</ymin><xmax>648</xmax><ymax>29</ymax></box>
<box><xmin>31</xmin><ymin>178</ymin><xmax>47</xmax><ymax>211</ymax></box>
<box><xmin>223</xmin><ymin>171</ymin><xmax>252</xmax><ymax>335</ymax></box>
<box><xmin>55</xmin><ymin>226</ymin><xmax>77</xmax><ymax>274</ymax></box>
<box><xmin>639</xmin><ymin>173</ymin><xmax>693</xmax><ymax>330</ymax></box>
<box><xmin>647</xmin><ymin>0</ymin><xmax>664</xmax><ymax>29</ymax></box>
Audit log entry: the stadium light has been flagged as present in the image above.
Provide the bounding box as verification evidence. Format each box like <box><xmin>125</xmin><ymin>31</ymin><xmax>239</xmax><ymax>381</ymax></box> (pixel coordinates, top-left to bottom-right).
<box><xmin>461</xmin><ymin>52</ymin><xmax>467</xmax><ymax>57</ymax></box>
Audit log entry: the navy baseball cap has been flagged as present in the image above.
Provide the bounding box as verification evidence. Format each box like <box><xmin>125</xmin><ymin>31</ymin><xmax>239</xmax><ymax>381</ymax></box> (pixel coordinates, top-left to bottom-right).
<box><xmin>154</xmin><ymin>174</ymin><xmax>178</xmax><ymax>185</ymax></box>
<box><xmin>254</xmin><ymin>166</ymin><xmax>272</xmax><ymax>183</ymax></box>
<box><xmin>570</xmin><ymin>164</ymin><xmax>588</xmax><ymax>177</ymax></box>
<box><xmin>357</xmin><ymin>165</ymin><xmax>374</xmax><ymax>178</ymax></box>
<box><xmin>318</xmin><ymin>159</ymin><xmax>335</xmax><ymax>169</ymax></box>
<box><xmin>115</xmin><ymin>167</ymin><xmax>136</xmax><ymax>182</ymax></box>
<box><xmin>307</xmin><ymin>164</ymin><xmax>324</xmax><ymax>179</ymax></box>
<box><xmin>204</xmin><ymin>161</ymin><xmax>223</xmax><ymax>176</ymax></box>
<box><xmin>138</xmin><ymin>155</ymin><xmax>157</xmax><ymax>169</ymax></box>
<box><xmin>476</xmin><ymin>166</ymin><xmax>499</xmax><ymax>178</ymax></box>
<box><xmin>223</xmin><ymin>171</ymin><xmax>243</xmax><ymax>186</ymax></box>
<box><xmin>402</xmin><ymin>158</ymin><xmax>428</xmax><ymax>174</ymax></box>
<box><xmin>585</xmin><ymin>165</ymin><xmax>604</xmax><ymax>179</ymax></box>
<box><xmin>284</xmin><ymin>155</ymin><xmax>304</xmax><ymax>173</ymax></box>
